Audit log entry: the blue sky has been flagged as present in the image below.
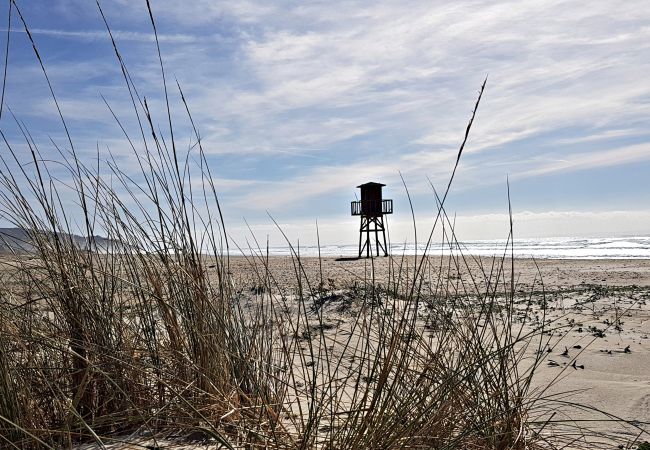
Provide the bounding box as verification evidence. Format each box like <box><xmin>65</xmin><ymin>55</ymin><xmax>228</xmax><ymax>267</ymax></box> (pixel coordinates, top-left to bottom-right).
<box><xmin>1</xmin><ymin>0</ymin><xmax>649</xmax><ymax>247</ymax></box>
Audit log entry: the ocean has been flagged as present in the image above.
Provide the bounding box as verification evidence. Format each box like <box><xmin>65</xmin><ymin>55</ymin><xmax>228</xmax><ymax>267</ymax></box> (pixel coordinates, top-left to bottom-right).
<box><xmin>231</xmin><ymin>236</ymin><xmax>650</xmax><ymax>259</ymax></box>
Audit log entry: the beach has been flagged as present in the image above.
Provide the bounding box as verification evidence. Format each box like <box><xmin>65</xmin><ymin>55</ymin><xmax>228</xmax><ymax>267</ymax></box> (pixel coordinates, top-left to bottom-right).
<box><xmin>3</xmin><ymin>254</ymin><xmax>650</xmax><ymax>448</ymax></box>
<box><xmin>225</xmin><ymin>255</ymin><xmax>650</xmax><ymax>445</ymax></box>
<box><xmin>225</xmin><ymin>255</ymin><xmax>650</xmax><ymax>290</ymax></box>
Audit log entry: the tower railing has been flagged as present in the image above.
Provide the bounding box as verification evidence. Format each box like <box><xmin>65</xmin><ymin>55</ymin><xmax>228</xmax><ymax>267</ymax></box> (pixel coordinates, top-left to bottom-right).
<box><xmin>351</xmin><ymin>199</ymin><xmax>393</xmax><ymax>216</ymax></box>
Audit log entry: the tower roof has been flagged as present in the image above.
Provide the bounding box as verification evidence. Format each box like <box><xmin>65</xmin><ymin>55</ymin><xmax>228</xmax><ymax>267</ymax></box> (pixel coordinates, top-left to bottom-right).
<box><xmin>356</xmin><ymin>181</ymin><xmax>386</xmax><ymax>188</ymax></box>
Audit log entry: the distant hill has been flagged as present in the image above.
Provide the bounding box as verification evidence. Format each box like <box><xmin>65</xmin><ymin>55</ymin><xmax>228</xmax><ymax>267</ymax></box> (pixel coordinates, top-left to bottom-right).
<box><xmin>0</xmin><ymin>227</ymin><xmax>127</xmax><ymax>254</ymax></box>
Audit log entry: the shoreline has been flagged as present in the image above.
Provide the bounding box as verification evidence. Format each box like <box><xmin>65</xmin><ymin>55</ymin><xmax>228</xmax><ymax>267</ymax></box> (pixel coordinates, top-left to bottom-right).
<box><xmin>221</xmin><ymin>235</ymin><xmax>650</xmax><ymax>260</ymax></box>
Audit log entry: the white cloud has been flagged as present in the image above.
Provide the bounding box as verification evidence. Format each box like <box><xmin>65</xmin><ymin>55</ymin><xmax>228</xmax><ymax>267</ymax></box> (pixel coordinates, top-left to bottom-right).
<box><xmin>553</xmin><ymin>128</ymin><xmax>646</xmax><ymax>145</ymax></box>
<box><xmin>3</xmin><ymin>0</ymin><xmax>649</xmax><ymax>241</ymax></box>
<box><xmin>514</xmin><ymin>143</ymin><xmax>650</xmax><ymax>178</ymax></box>
<box><xmin>4</xmin><ymin>27</ymin><xmax>206</xmax><ymax>43</ymax></box>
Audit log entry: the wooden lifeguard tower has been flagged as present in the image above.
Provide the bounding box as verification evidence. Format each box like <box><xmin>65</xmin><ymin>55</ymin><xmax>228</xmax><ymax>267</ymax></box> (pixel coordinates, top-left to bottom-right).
<box><xmin>351</xmin><ymin>182</ymin><xmax>393</xmax><ymax>258</ymax></box>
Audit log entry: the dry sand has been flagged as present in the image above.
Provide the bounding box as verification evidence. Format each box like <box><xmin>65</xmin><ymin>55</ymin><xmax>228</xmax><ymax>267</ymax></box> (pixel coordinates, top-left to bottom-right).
<box><xmin>225</xmin><ymin>255</ymin><xmax>650</xmax><ymax>290</ymax></box>
<box><xmin>13</xmin><ymin>255</ymin><xmax>649</xmax><ymax>448</ymax></box>
<box><xmin>225</xmin><ymin>256</ymin><xmax>650</xmax><ymax>445</ymax></box>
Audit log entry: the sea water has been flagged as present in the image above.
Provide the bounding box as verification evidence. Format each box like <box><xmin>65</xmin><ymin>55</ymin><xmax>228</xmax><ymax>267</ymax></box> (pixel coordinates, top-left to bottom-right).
<box><xmin>231</xmin><ymin>236</ymin><xmax>650</xmax><ymax>259</ymax></box>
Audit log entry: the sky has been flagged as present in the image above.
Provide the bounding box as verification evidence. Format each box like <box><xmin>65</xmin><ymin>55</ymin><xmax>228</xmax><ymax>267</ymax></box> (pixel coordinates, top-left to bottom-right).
<box><xmin>0</xmin><ymin>0</ymin><xmax>649</xmax><ymax>248</ymax></box>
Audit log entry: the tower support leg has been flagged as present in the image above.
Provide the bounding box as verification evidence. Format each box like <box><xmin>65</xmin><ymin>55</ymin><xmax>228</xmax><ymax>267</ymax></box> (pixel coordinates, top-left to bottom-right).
<box><xmin>358</xmin><ymin>214</ymin><xmax>389</xmax><ymax>258</ymax></box>
<box><xmin>381</xmin><ymin>216</ymin><xmax>388</xmax><ymax>257</ymax></box>
<box><xmin>358</xmin><ymin>216</ymin><xmax>363</xmax><ymax>258</ymax></box>
<box><xmin>375</xmin><ymin>217</ymin><xmax>380</xmax><ymax>257</ymax></box>
<box><xmin>366</xmin><ymin>220</ymin><xmax>370</xmax><ymax>258</ymax></box>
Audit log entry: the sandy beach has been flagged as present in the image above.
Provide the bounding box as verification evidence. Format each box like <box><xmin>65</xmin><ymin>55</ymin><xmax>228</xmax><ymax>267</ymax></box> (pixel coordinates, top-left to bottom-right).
<box><xmin>4</xmin><ymin>254</ymin><xmax>650</xmax><ymax>448</ymax></box>
<box><xmin>224</xmin><ymin>255</ymin><xmax>650</xmax><ymax>445</ymax></box>
<box><xmin>225</xmin><ymin>255</ymin><xmax>650</xmax><ymax>290</ymax></box>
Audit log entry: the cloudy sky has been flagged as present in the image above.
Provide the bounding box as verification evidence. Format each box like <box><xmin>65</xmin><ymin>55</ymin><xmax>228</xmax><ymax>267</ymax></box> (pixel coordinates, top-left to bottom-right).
<box><xmin>1</xmin><ymin>0</ymin><xmax>649</xmax><ymax>246</ymax></box>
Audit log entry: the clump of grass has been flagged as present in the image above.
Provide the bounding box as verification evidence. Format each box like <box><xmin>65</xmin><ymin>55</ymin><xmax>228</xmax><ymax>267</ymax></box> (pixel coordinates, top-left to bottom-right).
<box><xmin>0</xmin><ymin>1</ymin><xmax>647</xmax><ymax>449</ymax></box>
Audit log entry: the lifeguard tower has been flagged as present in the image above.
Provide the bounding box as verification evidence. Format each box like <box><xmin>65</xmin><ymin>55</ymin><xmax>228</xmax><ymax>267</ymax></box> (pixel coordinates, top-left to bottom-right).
<box><xmin>351</xmin><ymin>182</ymin><xmax>393</xmax><ymax>258</ymax></box>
